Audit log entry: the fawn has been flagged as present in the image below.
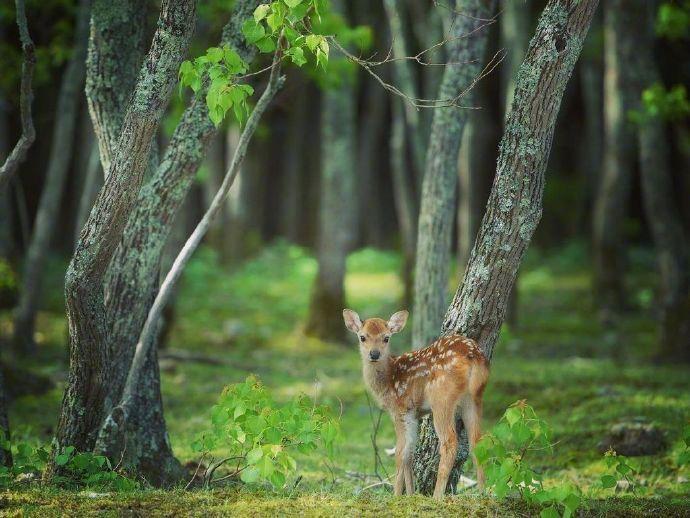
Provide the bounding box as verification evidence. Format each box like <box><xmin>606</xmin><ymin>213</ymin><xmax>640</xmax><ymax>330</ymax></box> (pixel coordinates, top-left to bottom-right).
<box><xmin>343</xmin><ymin>308</ymin><xmax>489</xmax><ymax>499</ymax></box>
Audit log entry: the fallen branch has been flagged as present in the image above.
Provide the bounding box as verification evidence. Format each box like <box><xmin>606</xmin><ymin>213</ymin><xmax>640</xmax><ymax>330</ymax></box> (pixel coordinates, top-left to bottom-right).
<box><xmin>0</xmin><ymin>0</ymin><xmax>36</xmax><ymax>191</ymax></box>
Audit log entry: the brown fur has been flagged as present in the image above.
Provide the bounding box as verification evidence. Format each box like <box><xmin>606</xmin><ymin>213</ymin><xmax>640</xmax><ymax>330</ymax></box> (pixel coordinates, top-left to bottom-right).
<box><xmin>343</xmin><ymin>309</ymin><xmax>489</xmax><ymax>499</ymax></box>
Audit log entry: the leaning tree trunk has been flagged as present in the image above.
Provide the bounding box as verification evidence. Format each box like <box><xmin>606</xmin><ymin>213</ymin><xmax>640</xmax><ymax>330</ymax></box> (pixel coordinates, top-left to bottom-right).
<box><xmin>93</xmin><ymin>1</ymin><xmax>258</xmax><ymax>486</ymax></box>
<box><xmin>413</xmin><ymin>0</ymin><xmax>599</xmax><ymax>494</ymax></box>
<box><xmin>12</xmin><ymin>0</ymin><xmax>90</xmax><ymax>355</ymax></box>
<box><xmin>411</xmin><ymin>0</ymin><xmax>495</xmax><ymax>349</ymax></box>
<box><xmin>305</xmin><ymin>23</ymin><xmax>357</xmax><ymax>342</ymax></box>
<box><xmin>633</xmin><ymin>6</ymin><xmax>690</xmax><ymax>362</ymax></box>
<box><xmin>50</xmin><ymin>0</ymin><xmax>197</xmax><ymax>479</ymax></box>
<box><xmin>591</xmin><ymin>0</ymin><xmax>639</xmax><ymax>317</ymax></box>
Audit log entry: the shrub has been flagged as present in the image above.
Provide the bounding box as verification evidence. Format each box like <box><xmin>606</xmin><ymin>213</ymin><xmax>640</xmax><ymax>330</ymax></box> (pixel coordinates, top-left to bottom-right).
<box><xmin>192</xmin><ymin>375</ymin><xmax>340</xmax><ymax>488</ymax></box>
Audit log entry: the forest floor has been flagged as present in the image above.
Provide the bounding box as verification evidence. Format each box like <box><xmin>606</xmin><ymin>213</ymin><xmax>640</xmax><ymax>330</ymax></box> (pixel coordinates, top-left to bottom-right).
<box><xmin>1</xmin><ymin>241</ymin><xmax>689</xmax><ymax>516</ymax></box>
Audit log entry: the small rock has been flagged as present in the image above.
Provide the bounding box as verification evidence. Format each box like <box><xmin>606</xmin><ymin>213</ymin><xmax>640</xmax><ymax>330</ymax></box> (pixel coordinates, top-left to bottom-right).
<box><xmin>598</xmin><ymin>421</ymin><xmax>666</xmax><ymax>456</ymax></box>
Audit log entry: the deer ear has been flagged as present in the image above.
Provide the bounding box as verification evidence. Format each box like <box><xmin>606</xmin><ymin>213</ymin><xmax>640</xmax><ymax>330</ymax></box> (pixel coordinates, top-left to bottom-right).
<box><xmin>388</xmin><ymin>310</ymin><xmax>408</xmax><ymax>334</ymax></box>
<box><xmin>343</xmin><ymin>309</ymin><xmax>363</xmax><ymax>334</ymax></box>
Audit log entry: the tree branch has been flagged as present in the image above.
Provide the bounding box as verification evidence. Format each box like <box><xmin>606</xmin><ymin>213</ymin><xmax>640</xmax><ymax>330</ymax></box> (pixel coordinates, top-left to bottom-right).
<box><xmin>0</xmin><ymin>0</ymin><xmax>36</xmax><ymax>191</ymax></box>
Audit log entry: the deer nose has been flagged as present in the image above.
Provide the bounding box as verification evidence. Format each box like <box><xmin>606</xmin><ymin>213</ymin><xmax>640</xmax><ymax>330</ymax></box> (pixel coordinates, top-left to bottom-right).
<box><xmin>369</xmin><ymin>350</ymin><xmax>381</xmax><ymax>361</ymax></box>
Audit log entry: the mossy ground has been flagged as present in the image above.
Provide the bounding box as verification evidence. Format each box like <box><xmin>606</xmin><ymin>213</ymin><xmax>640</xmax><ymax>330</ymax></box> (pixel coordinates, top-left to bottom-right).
<box><xmin>1</xmin><ymin>241</ymin><xmax>689</xmax><ymax>516</ymax></box>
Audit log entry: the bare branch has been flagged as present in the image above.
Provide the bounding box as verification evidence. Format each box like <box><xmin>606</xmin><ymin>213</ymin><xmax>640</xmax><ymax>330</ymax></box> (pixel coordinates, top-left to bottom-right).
<box><xmin>0</xmin><ymin>0</ymin><xmax>36</xmax><ymax>191</ymax></box>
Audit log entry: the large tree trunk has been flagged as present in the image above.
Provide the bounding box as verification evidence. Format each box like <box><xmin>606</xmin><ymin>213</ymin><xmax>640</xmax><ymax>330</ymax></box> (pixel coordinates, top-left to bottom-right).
<box><xmin>633</xmin><ymin>6</ymin><xmax>690</xmax><ymax>362</ymax></box>
<box><xmin>305</xmin><ymin>19</ymin><xmax>357</xmax><ymax>342</ymax></box>
<box><xmin>51</xmin><ymin>0</ymin><xmax>197</xmax><ymax>478</ymax></box>
<box><xmin>93</xmin><ymin>2</ymin><xmax>258</xmax><ymax>485</ymax></box>
<box><xmin>413</xmin><ymin>0</ymin><xmax>599</xmax><ymax>494</ymax></box>
<box><xmin>12</xmin><ymin>0</ymin><xmax>91</xmax><ymax>355</ymax></box>
<box><xmin>592</xmin><ymin>0</ymin><xmax>638</xmax><ymax>317</ymax></box>
<box><xmin>411</xmin><ymin>0</ymin><xmax>495</xmax><ymax>349</ymax></box>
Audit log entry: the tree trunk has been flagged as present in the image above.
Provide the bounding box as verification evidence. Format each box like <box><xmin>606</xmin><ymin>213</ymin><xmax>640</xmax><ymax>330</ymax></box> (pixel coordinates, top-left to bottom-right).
<box><xmin>411</xmin><ymin>0</ymin><xmax>495</xmax><ymax>349</ymax></box>
<box><xmin>51</xmin><ymin>0</ymin><xmax>197</xmax><ymax>477</ymax></box>
<box><xmin>92</xmin><ymin>2</ymin><xmax>258</xmax><ymax>485</ymax></box>
<box><xmin>12</xmin><ymin>0</ymin><xmax>91</xmax><ymax>355</ymax></box>
<box><xmin>633</xmin><ymin>6</ymin><xmax>690</xmax><ymax>362</ymax></box>
<box><xmin>280</xmin><ymin>88</ymin><xmax>308</xmax><ymax>243</ymax></box>
<box><xmin>224</xmin><ymin>124</ymin><xmax>250</xmax><ymax>263</ymax></box>
<box><xmin>356</xmin><ymin>80</ymin><xmax>387</xmax><ymax>248</ymax></box>
<box><xmin>305</xmin><ymin>25</ymin><xmax>357</xmax><ymax>342</ymax></box>
<box><xmin>592</xmin><ymin>0</ymin><xmax>638</xmax><ymax>317</ymax></box>
<box><xmin>413</xmin><ymin>0</ymin><xmax>599</xmax><ymax>494</ymax></box>
<box><xmin>0</xmin><ymin>368</ymin><xmax>11</xmax><ymax>468</ymax></box>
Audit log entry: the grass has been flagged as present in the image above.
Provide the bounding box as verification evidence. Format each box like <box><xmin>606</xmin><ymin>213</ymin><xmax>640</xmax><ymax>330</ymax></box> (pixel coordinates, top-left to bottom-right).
<box><xmin>1</xmin><ymin>240</ymin><xmax>689</xmax><ymax>516</ymax></box>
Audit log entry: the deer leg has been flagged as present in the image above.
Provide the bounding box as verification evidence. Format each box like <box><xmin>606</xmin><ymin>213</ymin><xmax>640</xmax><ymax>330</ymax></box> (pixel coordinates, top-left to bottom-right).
<box><xmin>462</xmin><ymin>395</ymin><xmax>484</xmax><ymax>490</ymax></box>
<box><xmin>393</xmin><ymin>416</ymin><xmax>406</xmax><ymax>496</ymax></box>
<box><xmin>431</xmin><ymin>403</ymin><xmax>458</xmax><ymax>500</ymax></box>
<box><xmin>401</xmin><ymin>412</ymin><xmax>418</xmax><ymax>495</ymax></box>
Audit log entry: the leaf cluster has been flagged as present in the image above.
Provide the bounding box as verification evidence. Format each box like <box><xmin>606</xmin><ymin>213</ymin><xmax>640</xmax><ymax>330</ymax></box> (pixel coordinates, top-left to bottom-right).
<box><xmin>656</xmin><ymin>1</ymin><xmax>690</xmax><ymax>40</ymax></box>
<box><xmin>600</xmin><ymin>448</ymin><xmax>636</xmax><ymax>492</ymax></box>
<box><xmin>0</xmin><ymin>435</ymin><xmax>136</xmax><ymax>491</ymax></box>
<box><xmin>192</xmin><ymin>375</ymin><xmax>340</xmax><ymax>488</ymax></box>
<box><xmin>473</xmin><ymin>400</ymin><xmax>582</xmax><ymax>518</ymax></box>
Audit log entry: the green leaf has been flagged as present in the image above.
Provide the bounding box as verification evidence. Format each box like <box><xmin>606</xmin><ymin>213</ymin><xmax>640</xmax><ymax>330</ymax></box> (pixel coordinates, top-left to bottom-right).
<box><xmin>240</xmin><ymin>466</ymin><xmax>260</xmax><ymax>483</ymax></box>
<box><xmin>255</xmin><ymin>37</ymin><xmax>276</xmax><ymax>53</ymax></box>
<box><xmin>247</xmin><ymin>446</ymin><xmax>263</xmax><ymax>465</ymax></box>
<box><xmin>601</xmin><ymin>474</ymin><xmax>617</xmax><ymax>489</ymax></box>
<box><xmin>206</xmin><ymin>47</ymin><xmax>223</xmax><ymax>63</ymax></box>
<box><xmin>305</xmin><ymin>34</ymin><xmax>321</xmax><ymax>52</ymax></box>
<box><xmin>256</xmin><ymin>454</ymin><xmax>274</xmax><ymax>478</ymax></box>
<box><xmin>242</xmin><ymin>19</ymin><xmax>266</xmax><ymax>44</ymax></box>
<box><xmin>505</xmin><ymin>406</ymin><xmax>522</xmax><ymax>427</ymax></box>
<box><xmin>268</xmin><ymin>470</ymin><xmax>286</xmax><ymax>487</ymax></box>
<box><xmin>286</xmin><ymin>46</ymin><xmax>306</xmax><ymax>66</ymax></box>
<box><xmin>284</xmin><ymin>0</ymin><xmax>302</xmax><ymax>7</ymax></box>
<box><xmin>254</xmin><ymin>4</ymin><xmax>270</xmax><ymax>22</ymax></box>
<box><xmin>539</xmin><ymin>506</ymin><xmax>560</xmax><ymax>518</ymax></box>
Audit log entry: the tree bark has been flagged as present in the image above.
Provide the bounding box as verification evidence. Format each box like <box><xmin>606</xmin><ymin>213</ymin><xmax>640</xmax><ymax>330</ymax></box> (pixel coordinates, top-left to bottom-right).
<box><xmin>92</xmin><ymin>1</ymin><xmax>258</xmax><ymax>485</ymax></box>
<box><xmin>12</xmin><ymin>0</ymin><xmax>91</xmax><ymax>355</ymax></box>
<box><xmin>0</xmin><ymin>0</ymin><xmax>35</xmax><ymax>192</ymax></box>
<box><xmin>633</xmin><ymin>6</ymin><xmax>690</xmax><ymax>362</ymax></box>
<box><xmin>52</xmin><ymin>0</ymin><xmax>197</xmax><ymax>475</ymax></box>
<box><xmin>74</xmin><ymin>142</ymin><xmax>103</xmax><ymax>245</ymax></box>
<box><xmin>592</xmin><ymin>0</ymin><xmax>638</xmax><ymax>316</ymax></box>
<box><xmin>413</xmin><ymin>0</ymin><xmax>599</xmax><ymax>494</ymax></box>
<box><xmin>305</xmin><ymin>16</ymin><xmax>358</xmax><ymax>342</ymax></box>
<box><xmin>411</xmin><ymin>0</ymin><xmax>495</xmax><ymax>349</ymax></box>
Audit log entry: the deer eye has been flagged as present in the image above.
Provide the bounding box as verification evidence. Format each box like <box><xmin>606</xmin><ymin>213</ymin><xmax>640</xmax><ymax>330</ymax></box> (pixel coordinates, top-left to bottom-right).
<box><xmin>359</xmin><ymin>335</ymin><xmax>366</xmax><ymax>342</ymax></box>
<box><xmin>383</xmin><ymin>336</ymin><xmax>390</xmax><ymax>343</ymax></box>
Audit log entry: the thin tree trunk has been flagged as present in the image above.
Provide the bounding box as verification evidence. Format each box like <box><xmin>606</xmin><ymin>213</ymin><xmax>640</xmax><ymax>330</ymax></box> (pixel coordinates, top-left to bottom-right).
<box><xmin>412</xmin><ymin>0</ymin><xmax>495</xmax><ymax>349</ymax></box>
<box><xmin>357</xmin><ymin>80</ymin><xmax>387</xmax><ymax>248</ymax></box>
<box><xmin>281</xmin><ymin>88</ymin><xmax>308</xmax><ymax>243</ymax></box>
<box><xmin>224</xmin><ymin>124</ymin><xmax>249</xmax><ymax>263</ymax></box>
<box><xmin>413</xmin><ymin>0</ymin><xmax>599</xmax><ymax>494</ymax></box>
<box><xmin>305</xmin><ymin>13</ymin><xmax>358</xmax><ymax>342</ymax></box>
<box><xmin>12</xmin><ymin>0</ymin><xmax>91</xmax><ymax>355</ymax></box>
<box><xmin>633</xmin><ymin>5</ymin><xmax>690</xmax><ymax>362</ymax></box>
<box><xmin>0</xmin><ymin>0</ymin><xmax>35</xmax><ymax>192</ymax></box>
<box><xmin>0</xmin><ymin>368</ymin><xmax>11</xmax><ymax>467</ymax></box>
<box><xmin>92</xmin><ymin>1</ymin><xmax>258</xmax><ymax>485</ymax></box>
<box><xmin>51</xmin><ymin>0</ymin><xmax>197</xmax><ymax>477</ymax></box>
<box><xmin>592</xmin><ymin>0</ymin><xmax>638</xmax><ymax>317</ymax></box>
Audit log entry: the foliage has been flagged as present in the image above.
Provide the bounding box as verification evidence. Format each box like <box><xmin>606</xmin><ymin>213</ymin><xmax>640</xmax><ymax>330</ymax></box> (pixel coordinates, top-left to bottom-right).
<box><xmin>192</xmin><ymin>375</ymin><xmax>340</xmax><ymax>488</ymax></box>
<box><xmin>600</xmin><ymin>448</ymin><xmax>636</xmax><ymax>492</ymax></box>
<box><xmin>656</xmin><ymin>1</ymin><xmax>690</xmax><ymax>40</ymax></box>
<box><xmin>180</xmin><ymin>0</ymin><xmax>331</xmax><ymax>126</ymax></box>
<box><xmin>0</xmin><ymin>435</ymin><xmax>136</xmax><ymax>491</ymax></box>
<box><xmin>473</xmin><ymin>400</ymin><xmax>583</xmax><ymax>518</ymax></box>
<box><xmin>630</xmin><ymin>83</ymin><xmax>690</xmax><ymax>124</ymax></box>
